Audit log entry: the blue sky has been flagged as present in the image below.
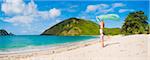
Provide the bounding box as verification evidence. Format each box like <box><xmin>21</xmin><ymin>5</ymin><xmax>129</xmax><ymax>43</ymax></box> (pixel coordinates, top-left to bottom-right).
<box><xmin>0</xmin><ymin>0</ymin><xmax>149</xmax><ymax>35</ymax></box>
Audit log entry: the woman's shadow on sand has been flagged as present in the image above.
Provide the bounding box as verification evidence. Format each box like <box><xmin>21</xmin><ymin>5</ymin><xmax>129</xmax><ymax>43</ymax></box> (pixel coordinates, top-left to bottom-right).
<box><xmin>104</xmin><ymin>42</ymin><xmax>120</xmax><ymax>47</ymax></box>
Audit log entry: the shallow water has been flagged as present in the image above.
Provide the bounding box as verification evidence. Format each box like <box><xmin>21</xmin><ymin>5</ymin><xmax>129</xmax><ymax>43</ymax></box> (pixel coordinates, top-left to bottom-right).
<box><xmin>0</xmin><ymin>35</ymin><xmax>97</xmax><ymax>51</ymax></box>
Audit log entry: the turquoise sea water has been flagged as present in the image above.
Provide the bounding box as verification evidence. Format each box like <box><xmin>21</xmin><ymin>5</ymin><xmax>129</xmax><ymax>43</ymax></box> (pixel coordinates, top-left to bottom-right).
<box><xmin>0</xmin><ymin>35</ymin><xmax>96</xmax><ymax>51</ymax></box>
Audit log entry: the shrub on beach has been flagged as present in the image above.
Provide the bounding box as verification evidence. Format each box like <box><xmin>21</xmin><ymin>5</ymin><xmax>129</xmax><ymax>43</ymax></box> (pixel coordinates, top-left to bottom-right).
<box><xmin>121</xmin><ymin>11</ymin><xmax>149</xmax><ymax>35</ymax></box>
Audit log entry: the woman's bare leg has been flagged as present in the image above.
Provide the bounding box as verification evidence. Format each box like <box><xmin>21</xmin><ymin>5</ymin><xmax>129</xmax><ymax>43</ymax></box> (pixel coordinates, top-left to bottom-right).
<box><xmin>100</xmin><ymin>34</ymin><xmax>104</xmax><ymax>48</ymax></box>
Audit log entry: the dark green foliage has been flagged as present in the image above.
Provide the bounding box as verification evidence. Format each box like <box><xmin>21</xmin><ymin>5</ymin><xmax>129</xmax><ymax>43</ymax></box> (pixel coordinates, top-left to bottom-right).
<box><xmin>121</xmin><ymin>11</ymin><xmax>149</xmax><ymax>35</ymax></box>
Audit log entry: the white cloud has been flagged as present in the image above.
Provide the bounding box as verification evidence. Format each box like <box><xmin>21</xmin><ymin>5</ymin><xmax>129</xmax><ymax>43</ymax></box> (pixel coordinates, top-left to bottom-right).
<box><xmin>98</xmin><ymin>8</ymin><xmax>114</xmax><ymax>14</ymax></box>
<box><xmin>86</xmin><ymin>5</ymin><xmax>99</xmax><ymax>12</ymax></box>
<box><xmin>70</xmin><ymin>5</ymin><xmax>78</xmax><ymax>8</ymax></box>
<box><xmin>23</xmin><ymin>0</ymin><xmax>37</xmax><ymax>15</ymax></box>
<box><xmin>119</xmin><ymin>9</ymin><xmax>134</xmax><ymax>13</ymax></box>
<box><xmin>1</xmin><ymin>0</ymin><xmax>25</xmax><ymax>15</ymax></box>
<box><xmin>1</xmin><ymin>0</ymin><xmax>61</xmax><ymax>25</ymax></box>
<box><xmin>37</xmin><ymin>11</ymin><xmax>50</xmax><ymax>20</ymax></box>
<box><xmin>100</xmin><ymin>3</ymin><xmax>125</xmax><ymax>14</ymax></box>
<box><xmin>86</xmin><ymin>4</ymin><xmax>109</xmax><ymax>12</ymax></box>
<box><xmin>62</xmin><ymin>5</ymin><xmax>78</xmax><ymax>12</ymax></box>
<box><xmin>49</xmin><ymin>8</ymin><xmax>61</xmax><ymax>18</ymax></box>
<box><xmin>4</xmin><ymin>15</ymin><xmax>33</xmax><ymax>24</ymax></box>
<box><xmin>1</xmin><ymin>0</ymin><xmax>37</xmax><ymax>16</ymax></box>
<box><xmin>37</xmin><ymin>8</ymin><xmax>61</xmax><ymax>20</ymax></box>
<box><xmin>101</xmin><ymin>3</ymin><xmax>125</xmax><ymax>13</ymax></box>
<box><xmin>86</xmin><ymin>3</ymin><xmax>126</xmax><ymax>14</ymax></box>
<box><xmin>22</xmin><ymin>30</ymin><xmax>28</xmax><ymax>33</ymax></box>
<box><xmin>112</xmin><ymin>3</ymin><xmax>125</xmax><ymax>8</ymax></box>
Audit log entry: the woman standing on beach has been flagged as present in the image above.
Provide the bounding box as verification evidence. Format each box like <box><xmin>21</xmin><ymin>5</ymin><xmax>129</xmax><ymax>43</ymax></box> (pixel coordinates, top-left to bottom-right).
<box><xmin>100</xmin><ymin>20</ymin><xmax>104</xmax><ymax>48</ymax></box>
<box><xmin>96</xmin><ymin>16</ymin><xmax>105</xmax><ymax>48</ymax></box>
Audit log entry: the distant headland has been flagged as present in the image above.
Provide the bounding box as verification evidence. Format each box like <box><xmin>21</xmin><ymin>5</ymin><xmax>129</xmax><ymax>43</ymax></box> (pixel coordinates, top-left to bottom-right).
<box><xmin>0</xmin><ymin>29</ymin><xmax>14</xmax><ymax>35</ymax></box>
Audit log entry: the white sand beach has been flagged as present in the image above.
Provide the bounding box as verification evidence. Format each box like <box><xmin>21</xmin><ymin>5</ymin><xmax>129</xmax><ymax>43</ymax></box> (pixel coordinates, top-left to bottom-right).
<box><xmin>0</xmin><ymin>34</ymin><xmax>149</xmax><ymax>60</ymax></box>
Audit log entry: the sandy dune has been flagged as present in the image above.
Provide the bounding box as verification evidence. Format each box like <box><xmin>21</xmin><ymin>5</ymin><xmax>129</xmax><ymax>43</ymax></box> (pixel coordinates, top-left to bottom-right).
<box><xmin>0</xmin><ymin>34</ymin><xmax>149</xmax><ymax>60</ymax></box>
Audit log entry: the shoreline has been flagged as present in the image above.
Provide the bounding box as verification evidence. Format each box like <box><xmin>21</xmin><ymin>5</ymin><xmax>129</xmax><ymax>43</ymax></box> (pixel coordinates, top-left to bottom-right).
<box><xmin>0</xmin><ymin>37</ymin><xmax>99</xmax><ymax>54</ymax></box>
<box><xmin>0</xmin><ymin>35</ymin><xmax>98</xmax><ymax>54</ymax></box>
<box><xmin>0</xmin><ymin>37</ymin><xmax>100</xmax><ymax>59</ymax></box>
<box><xmin>0</xmin><ymin>34</ymin><xmax>149</xmax><ymax>60</ymax></box>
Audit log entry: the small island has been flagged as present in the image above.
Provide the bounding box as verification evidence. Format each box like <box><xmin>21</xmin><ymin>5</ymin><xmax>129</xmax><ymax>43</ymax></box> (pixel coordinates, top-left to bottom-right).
<box><xmin>0</xmin><ymin>29</ymin><xmax>14</xmax><ymax>35</ymax></box>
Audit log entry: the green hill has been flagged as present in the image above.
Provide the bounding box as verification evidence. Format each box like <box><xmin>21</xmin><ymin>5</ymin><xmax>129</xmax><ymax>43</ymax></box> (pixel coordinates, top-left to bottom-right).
<box><xmin>41</xmin><ymin>18</ymin><xmax>121</xmax><ymax>36</ymax></box>
<box><xmin>42</xmin><ymin>18</ymin><xmax>99</xmax><ymax>36</ymax></box>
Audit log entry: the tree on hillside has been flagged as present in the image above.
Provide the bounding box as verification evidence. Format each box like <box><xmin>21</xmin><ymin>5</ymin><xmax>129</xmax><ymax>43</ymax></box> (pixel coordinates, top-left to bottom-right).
<box><xmin>121</xmin><ymin>11</ymin><xmax>149</xmax><ymax>34</ymax></box>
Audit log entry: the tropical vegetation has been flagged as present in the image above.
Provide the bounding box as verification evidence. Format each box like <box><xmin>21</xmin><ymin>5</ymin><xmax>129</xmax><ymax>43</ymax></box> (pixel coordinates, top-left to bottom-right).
<box><xmin>121</xmin><ymin>11</ymin><xmax>149</xmax><ymax>35</ymax></box>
